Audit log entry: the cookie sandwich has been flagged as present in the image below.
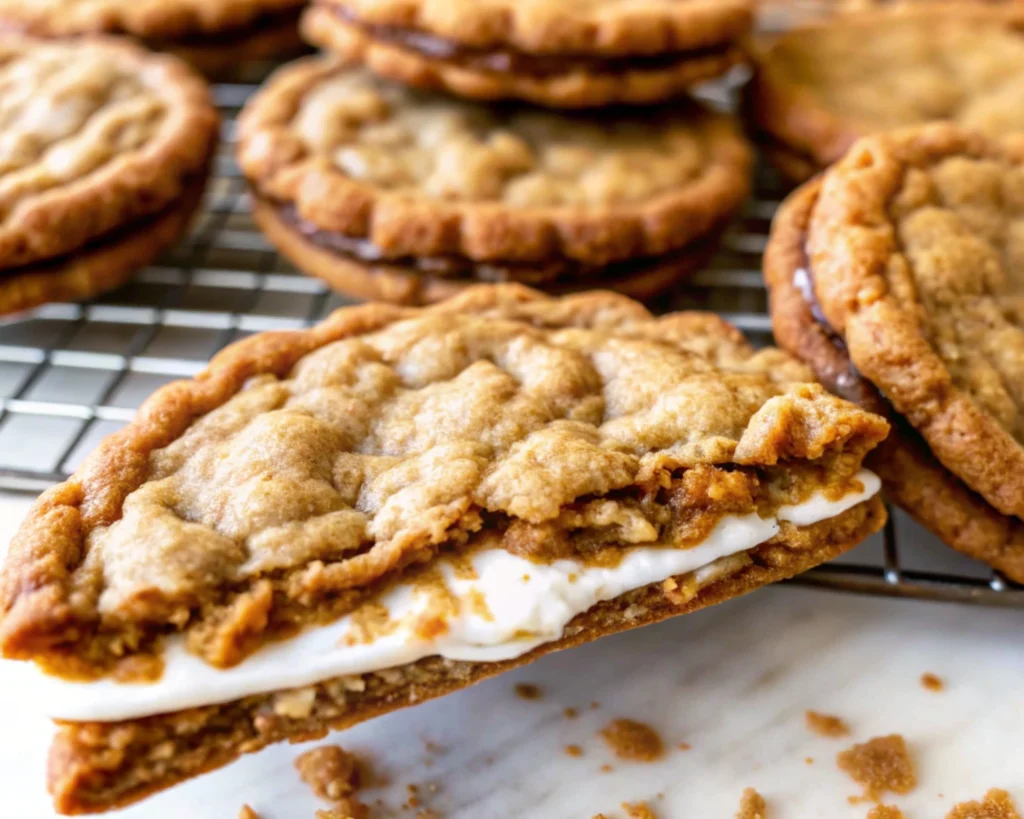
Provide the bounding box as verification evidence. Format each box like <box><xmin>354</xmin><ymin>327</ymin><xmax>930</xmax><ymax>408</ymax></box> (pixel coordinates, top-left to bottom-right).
<box><xmin>0</xmin><ymin>284</ymin><xmax>888</xmax><ymax>813</ymax></box>
<box><xmin>0</xmin><ymin>36</ymin><xmax>218</xmax><ymax>316</ymax></box>
<box><xmin>0</xmin><ymin>0</ymin><xmax>309</xmax><ymax>77</ymax></box>
<box><xmin>301</xmin><ymin>0</ymin><xmax>753</xmax><ymax>108</ymax></box>
<box><xmin>765</xmin><ymin>124</ymin><xmax>1024</xmax><ymax>581</ymax></box>
<box><xmin>747</xmin><ymin>6</ymin><xmax>1024</xmax><ymax>183</ymax></box>
<box><xmin>237</xmin><ymin>60</ymin><xmax>753</xmax><ymax>304</ymax></box>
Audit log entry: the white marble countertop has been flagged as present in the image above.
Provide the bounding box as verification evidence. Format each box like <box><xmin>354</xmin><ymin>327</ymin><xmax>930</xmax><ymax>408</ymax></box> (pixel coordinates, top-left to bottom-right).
<box><xmin>0</xmin><ymin>490</ymin><xmax>1021</xmax><ymax>819</ymax></box>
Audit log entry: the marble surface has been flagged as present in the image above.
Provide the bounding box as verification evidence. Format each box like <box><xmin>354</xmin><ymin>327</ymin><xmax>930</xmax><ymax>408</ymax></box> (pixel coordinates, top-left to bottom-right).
<box><xmin>0</xmin><ymin>491</ymin><xmax>1021</xmax><ymax>819</ymax></box>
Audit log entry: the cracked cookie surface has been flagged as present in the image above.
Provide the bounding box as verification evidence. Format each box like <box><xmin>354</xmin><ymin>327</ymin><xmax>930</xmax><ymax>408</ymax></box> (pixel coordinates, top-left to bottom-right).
<box><xmin>0</xmin><ymin>35</ymin><xmax>218</xmax><ymax>270</ymax></box>
<box><xmin>807</xmin><ymin>124</ymin><xmax>1024</xmax><ymax>519</ymax></box>
<box><xmin>237</xmin><ymin>60</ymin><xmax>751</xmax><ymax>265</ymax></box>
<box><xmin>749</xmin><ymin>9</ymin><xmax>1024</xmax><ymax>176</ymax></box>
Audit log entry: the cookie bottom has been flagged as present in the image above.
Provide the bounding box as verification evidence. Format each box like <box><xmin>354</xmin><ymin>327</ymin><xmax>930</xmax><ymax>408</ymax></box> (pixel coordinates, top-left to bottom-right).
<box><xmin>48</xmin><ymin>496</ymin><xmax>884</xmax><ymax>815</ymax></box>
<box><xmin>301</xmin><ymin>5</ymin><xmax>743</xmax><ymax>108</ymax></box>
<box><xmin>764</xmin><ymin>180</ymin><xmax>1024</xmax><ymax>582</ymax></box>
<box><xmin>253</xmin><ymin>197</ymin><xmax>718</xmax><ymax>304</ymax></box>
<box><xmin>0</xmin><ymin>180</ymin><xmax>206</xmax><ymax>317</ymax></box>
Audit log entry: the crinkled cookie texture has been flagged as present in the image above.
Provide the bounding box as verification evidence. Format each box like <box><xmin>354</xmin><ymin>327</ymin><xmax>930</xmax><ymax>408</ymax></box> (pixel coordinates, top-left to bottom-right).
<box><xmin>0</xmin><ymin>0</ymin><xmax>306</xmax><ymax>38</ymax></box>
<box><xmin>237</xmin><ymin>60</ymin><xmax>751</xmax><ymax>264</ymax></box>
<box><xmin>808</xmin><ymin>124</ymin><xmax>1024</xmax><ymax>520</ymax></box>
<box><xmin>300</xmin><ymin>0</ymin><xmax>752</xmax><ymax>108</ymax></box>
<box><xmin>0</xmin><ymin>284</ymin><xmax>887</xmax><ymax>678</ymax></box>
<box><xmin>764</xmin><ymin>176</ymin><xmax>1024</xmax><ymax>583</ymax></box>
<box><xmin>748</xmin><ymin>9</ymin><xmax>1024</xmax><ymax>176</ymax></box>
<box><xmin>0</xmin><ymin>35</ymin><xmax>218</xmax><ymax>269</ymax></box>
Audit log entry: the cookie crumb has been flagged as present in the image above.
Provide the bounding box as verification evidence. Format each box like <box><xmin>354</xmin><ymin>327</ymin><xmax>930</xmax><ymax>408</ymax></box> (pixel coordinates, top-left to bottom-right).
<box><xmin>239</xmin><ymin>807</ymin><xmax>259</xmax><ymax>819</ymax></box>
<box><xmin>623</xmin><ymin>801</ymin><xmax>658</xmax><ymax>819</ymax></box>
<box><xmin>837</xmin><ymin>735</ymin><xmax>916</xmax><ymax>803</ymax></box>
<box><xmin>600</xmin><ymin>719</ymin><xmax>664</xmax><ymax>762</ymax></box>
<box><xmin>945</xmin><ymin>788</ymin><xmax>1021</xmax><ymax>819</ymax></box>
<box><xmin>805</xmin><ymin>710</ymin><xmax>850</xmax><ymax>738</ymax></box>
<box><xmin>591</xmin><ymin>701</ymin><xmax>601</xmax><ymax>710</ymax></box>
<box><xmin>564</xmin><ymin>707</ymin><xmax>579</xmax><ymax>719</ymax></box>
<box><xmin>316</xmin><ymin>799</ymin><xmax>368</xmax><ymax>819</ymax></box>
<box><xmin>565</xmin><ymin>744</ymin><xmax>584</xmax><ymax>757</ymax></box>
<box><xmin>805</xmin><ymin>757</ymin><xmax>814</xmax><ymax>765</ymax></box>
<box><xmin>736</xmin><ymin>787</ymin><xmax>767</xmax><ymax>819</ymax></box>
<box><xmin>601</xmin><ymin>764</ymin><xmax>614</xmax><ymax>773</ymax></box>
<box><xmin>295</xmin><ymin>745</ymin><xmax>362</xmax><ymax>801</ymax></box>
<box><xmin>678</xmin><ymin>742</ymin><xmax>692</xmax><ymax>752</ymax></box>
<box><xmin>921</xmin><ymin>673</ymin><xmax>945</xmax><ymax>692</ymax></box>
<box><xmin>868</xmin><ymin>807</ymin><xmax>905</xmax><ymax>819</ymax></box>
<box><xmin>515</xmin><ymin>683</ymin><xmax>543</xmax><ymax>700</ymax></box>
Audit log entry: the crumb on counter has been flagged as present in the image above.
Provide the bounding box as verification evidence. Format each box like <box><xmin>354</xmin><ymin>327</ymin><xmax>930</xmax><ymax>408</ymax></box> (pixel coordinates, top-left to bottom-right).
<box><xmin>515</xmin><ymin>683</ymin><xmax>543</xmax><ymax>700</ymax></box>
<box><xmin>921</xmin><ymin>673</ymin><xmax>945</xmax><ymax>692</ymax></box>
<box><xmin>239</xmin><ymin>806</ymin><xmax>259</xmax><ymax>819</ymax></box>
<box><xmin>868</xmin><ymin>806</ymin><xmax>906</xmax><ymax>819</ymax></box>
<box><xmin>805</xmin><ymin>710</ymin><xmax>851</xmax><ymax>738</ymax></box>
<box><xmin>945</xmin><ymin>788</ymin><xmax>1022</xmax><ymax>819</ymax></box>
<box><xmin>837</xmin><ymin>735</ymin><xmax>917</xmax><ymax>803</ymax></box>
<box><xmin>601</xmin><ymin>764</ymin><xmax>614</xmax><ymax>773</ymax></box>
<box><xmin>805</xmin><ymin>757</ymin><xmax>814</xmax><ymax>765</ymax></box>
<box><xmin>566</xmin><ymin>744</ymin><xmax>584</xmax><ymax>757</ymax></box>
<box><xmin>600</xmin><ymin>719</ymin><xmax>665</xmax><ymax>762</ymax></box>
<box><xmin>295</xmin><ymin>745</ymin><xmax>363</xmax><ymax>802</ymax></box>
<box><xmin>316</xmin><ymin>798</ymin><xmax>369</xmax><ymax>819</ymax></box>
<box><xmin>678</xmin><ymin>742</ymin><xmax>692</xmax><ymax>752</ymax></box>
<box><xmin>736</xmin><ymin>787</ymin><xmax>767</xmax><ymax>819</ymax></box>
<box><xmin>564</xmin><ymin>707</ymin><xmax>580</xmax><ymax>719</ymax></box>
<box><xmin>623</xmin><ymin>801</ymin><xmax>658</xmax><ymax>818</ymax></box>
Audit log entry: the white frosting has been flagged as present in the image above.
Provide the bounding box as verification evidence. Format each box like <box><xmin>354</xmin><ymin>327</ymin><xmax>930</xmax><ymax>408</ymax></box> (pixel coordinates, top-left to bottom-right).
<box><xmin>6</xmin><ymin>470</ymin><xmax>879</xmax><ymax>722</ymax></box>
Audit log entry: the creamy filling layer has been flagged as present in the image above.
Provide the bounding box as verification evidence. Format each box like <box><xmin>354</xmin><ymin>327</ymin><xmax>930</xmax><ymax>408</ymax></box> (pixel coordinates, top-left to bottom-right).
<box><xmin>275</xmin><ymin>201</ymin><xmax>710</xmax><ymax>286</ymax></box>
<box><xmin>6</xmin><ymin>470</ymin><xmax>879</xmax><ymax>722</ymax></box>
<box><xmin>328</xmin><ymin>4</ymin><xmax>733</xmax><ymax>77</ymax></box>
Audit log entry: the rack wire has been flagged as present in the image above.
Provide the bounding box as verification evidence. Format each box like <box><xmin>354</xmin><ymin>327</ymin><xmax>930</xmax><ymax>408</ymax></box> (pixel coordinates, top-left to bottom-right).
<box><xmin>0</xmin><ymin>72</ymin><xmax>1021</xmax><ymax>608</ymax></box>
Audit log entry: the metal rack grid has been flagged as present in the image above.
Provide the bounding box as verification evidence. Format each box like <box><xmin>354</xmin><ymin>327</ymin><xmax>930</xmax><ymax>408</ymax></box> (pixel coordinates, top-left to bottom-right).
<box><xmin>0</xmin><ymin>76</ymin><xmax>1021</xmax><ymax>608</ymax></box>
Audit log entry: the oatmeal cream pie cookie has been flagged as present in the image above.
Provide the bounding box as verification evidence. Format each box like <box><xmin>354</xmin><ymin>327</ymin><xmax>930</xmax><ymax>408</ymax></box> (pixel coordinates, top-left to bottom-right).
<box><xmin>765</xmin><ymin>123</ymin><xmax>1024</xmax><ymax>581</ymax></box>
<box><xmin>0</xmin><ymin>36</ymin><xmax>218</xmax><ymax>316</ymax></box>
<box><xmin>237</xmin><ymin>60</ymin><xmax>752</xmax><ymax>305</ymax></box>
<box><xmin>300</xmin><ymin>0</ymin><xmax>753</xmax><ymax>109</ymax></box>
<box><xmin>0</xmin><ymin>284</ymin><xmax>887</xmax><ymax>813</ymax></box>
<box><xmin>0</xmin><ymin>0</ymin><xmax>309</xmax><ymax>77</ymax></box>
<box><xmin>747</xmin><ymin>7</ymin><xmax>1024</xmax><ymax>183</ymax></box>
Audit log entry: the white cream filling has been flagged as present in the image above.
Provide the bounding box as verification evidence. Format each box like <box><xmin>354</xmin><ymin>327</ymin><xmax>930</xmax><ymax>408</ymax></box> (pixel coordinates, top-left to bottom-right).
<box><xmin>6</xmin><ymin>469</ymin><xmax>879</xmax><ymax>722</ymax></box>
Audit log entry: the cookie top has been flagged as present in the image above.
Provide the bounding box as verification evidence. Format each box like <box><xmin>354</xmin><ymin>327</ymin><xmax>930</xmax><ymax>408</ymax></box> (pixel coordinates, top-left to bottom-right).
<box><xmin>750</xmin><ymin>8</ymin><xmax>1024</xmax><ymax>168</ymax></box>
<box><xmin>318</xmin><ymin>0</ymin><xmax>753</xmax><ymax>55</ymax></box>
<box><xmin>808</xmin><ymin>124</ymin><xmax>1024</xmax><ymax>519</ymax></box>
<box><xmin>0</xmin><ymin>284</ymin><xmax>887</xmax><ymax>677</ymax></box>
<box><xmin>0</xmin><ymin>36</ymin><xmax>218</xmax><ymax>269</ymax></box>
<box><xmin>237</xmin><ymin>60</ymin><xmax>751</xmax><ymax>264</ymax></box>
<box><xmin>0</xmin><ymin>0</ymin><xmax>306</xmax><ymax>38</ymax></box>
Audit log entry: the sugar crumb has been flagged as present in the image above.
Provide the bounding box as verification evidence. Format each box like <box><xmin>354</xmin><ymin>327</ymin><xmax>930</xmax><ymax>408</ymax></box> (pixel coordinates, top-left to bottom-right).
<box><xmin>515</xmin><ymin>683</ymin><xmax>543</xmax><ymax>700</ymax></box>
<box><xmin>600</xmin><ymin>719</ymin><xmax>664</xmax><ymax>762</ymax></box>
<box><xmin>921</xmin><ymin>672</ymin><xmax>945</xmax><ymax>692</ymax></box>
<box><xmin>295</xmin><ymin>745</ymin><xmax>363</xmax><ymax>802</ymax></box>
<box><xmin>623</xmin><ymin>801</ymin><xmax>658</xmax><ymax>819</ymax></box>
<box><xmin>805</xmin><ymin>710</ymin><xmax>850</xmax><ymax>738</ymax></box>
<box><xmin>945</xmin><ymin>788</ymin><xmax>1022</xmax><ymax>819</ymax></box>
<box><xmin>736</xmin><ymin>787</ymin><xmax>767</xmax><ymax>819</ymax></box>
<box><xmin>837</xmin><ymin>735</ymin><xmax>916</xmax><ymax>803</ymax></box>
<box><xmin>868</xmin><ymin>806</ymin><xmax>906</xmax><ymax>819</ymax></box>
<box><xmin>565</xmin><ymin>744</ymin><xmax>584</xmax><ymax>757</ymax></box>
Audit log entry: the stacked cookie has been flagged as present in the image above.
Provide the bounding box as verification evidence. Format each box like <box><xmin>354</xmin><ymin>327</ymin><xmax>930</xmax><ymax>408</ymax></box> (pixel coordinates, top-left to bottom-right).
<box><xmin>747</xmin><ymin>6</ymin><xmax>1024</xmax><ymax>183</ymax></box>
<box><xmin>0</xmin><ymin>0</ymin><xmax>309</xmax><ymax>77</ymax></box>
<box><xmin>238</xmin><ymin>0</ymin><xmax>757</xmax><ymax>304</ymax></box>
<box><xmin>765</xmin><ymin>124</ymin><xmax>1024</xmax><ymax>582</ymax></box>
<box><xmin>0</xmin><ymin>37</ymin><xmax>219</xmax><ymax>316</ymax></box>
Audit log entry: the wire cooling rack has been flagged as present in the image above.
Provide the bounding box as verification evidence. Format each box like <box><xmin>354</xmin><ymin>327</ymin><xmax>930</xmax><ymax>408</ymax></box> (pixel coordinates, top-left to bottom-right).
<box><xmin>0</xmin><ymin>72</ymin><xmax>1021</xmax><ymax>608</ymax></box>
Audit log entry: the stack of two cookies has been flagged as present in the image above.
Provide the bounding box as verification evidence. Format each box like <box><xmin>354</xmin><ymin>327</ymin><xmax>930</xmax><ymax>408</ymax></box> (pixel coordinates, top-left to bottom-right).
<box><xmin>238</xmin><ymin>0</ymin><xmax>758</xmax><ymax>304</ymax></box>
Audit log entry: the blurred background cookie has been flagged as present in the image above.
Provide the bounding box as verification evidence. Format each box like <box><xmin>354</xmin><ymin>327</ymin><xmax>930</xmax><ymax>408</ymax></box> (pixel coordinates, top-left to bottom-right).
<box><xmin>0</xmin><ymin>36</ymin><xmax>219</xmax><ymax>315</ymax></box>
<box><xmin>300</xmin><ymin>0</ymin><xmax>753</xmax><ymax>108</ymax></box>
<box><xmin>0</xmin><ymin>0</ymin><xmax>310</xmax><ymax>77</ymax></box>
<box><xmin>236</xmin><ymin>60</ymin><xmax>752</xmax><ymax>304</ymax></box>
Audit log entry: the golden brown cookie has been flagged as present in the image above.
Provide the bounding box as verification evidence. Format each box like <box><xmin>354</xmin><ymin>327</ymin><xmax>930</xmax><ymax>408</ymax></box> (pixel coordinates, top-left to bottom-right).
<box><xmin>300</xmin><ymin>0</ymin><xmax>753</xmax><ymax>108</ymax></box>
<box><xmin>237</xmin><ymin>59</ymin><xmax>752</xmax><ymax>304</ymax></box>
<box><xmin>0</xmin><ymin>0</ymin><xmax>309</xmax><ymax>76</ymax></box>
<box><xmin>0</xmin><ymin>284</ymin><xmax>887</xmax><ymax>812</ymax></box>
<box><xmin>747</xmin><ymin>7</ymin><xmax>1024</xmax><ymax>182</ymax></box>
<box><xmin>0</xmin><ymin>36</ymin><xmax>218</xmax><ymax>314</ymax></box>
<box><xmin>765</xmin><ymin>176</ymin><xmax>1024</xmax><ymax>582</ymax></box>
